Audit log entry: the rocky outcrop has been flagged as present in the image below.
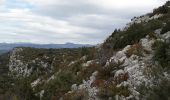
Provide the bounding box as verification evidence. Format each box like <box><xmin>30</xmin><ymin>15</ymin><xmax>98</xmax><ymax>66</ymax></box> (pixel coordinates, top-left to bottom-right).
<box><xmin>9</xmin><ymin>48</ymin><xmax>53</xmax><ymax>77</ymax></box>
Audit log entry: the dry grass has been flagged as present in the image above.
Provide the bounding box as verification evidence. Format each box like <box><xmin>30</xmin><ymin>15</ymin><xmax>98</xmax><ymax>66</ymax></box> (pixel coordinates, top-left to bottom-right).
<box><xmin>97</xmin><ymin>80</ymin><xmax>130</xmax><ymax>99</ymax></box>
<box><xmin>63</xmin><ymin>89</ymin><xmax>88</xmax><ymax>100</ymax></box>
<box><xmin>126</xmin><ymin>43</ymin><xmax>143</xmax><ymax>57</ymax></box>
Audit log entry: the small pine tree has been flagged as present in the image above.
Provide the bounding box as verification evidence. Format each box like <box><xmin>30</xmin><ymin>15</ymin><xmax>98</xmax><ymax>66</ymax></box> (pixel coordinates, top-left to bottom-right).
<box><xmin>154</xmin><ymin>41</ymin><xmax>170</xmax><ymax>68</ymax></box>
<box><xmin>161</xmin><ymin>21</ymin><xmax>170</xmax><ymax>34</ymax></box>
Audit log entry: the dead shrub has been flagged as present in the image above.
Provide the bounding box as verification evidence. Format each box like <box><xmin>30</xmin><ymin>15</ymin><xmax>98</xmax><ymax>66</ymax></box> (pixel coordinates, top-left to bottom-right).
<box><xmin>126</xmin><ymin>43</ymin><xmax>143</xmax><ymax>57</ymax></box>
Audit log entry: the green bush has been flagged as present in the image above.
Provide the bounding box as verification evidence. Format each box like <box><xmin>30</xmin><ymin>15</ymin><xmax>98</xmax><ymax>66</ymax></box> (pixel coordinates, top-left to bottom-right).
<box><xmin>96</xmin><ymin>61</ymin><xmax>124</xmax><ymax>80</ymax></box>
<box><xmin>146</xmin><ymin>20</ymin><xmax>163</xmax><ymax>31</ymax></box>
<box><xmin>103</xmin><ymin>19</ymin><xmax>163</xmax><ymax>51</ymax></box>
<box><xmin>43</xmin><ymin>71</ymin><xmax>76</xmax><ymax>100</ymax></box>
<box><xmin>12</xmin><ymin>78</ymin><xmax>39</xmax><ymax>100</ymax></box>
<box><xmin>147</xmin><ymin>79</ymin><xmax>170</xmax><ymax>100</ymax></box>
<box><xmin>161</xmin><ymin>21</ymin><xmax>170</xmax><ymax>34</ymax></box>
<box><xmin>104</xmin><ymin>23</ymin><xmax>146</xmax><ymax>50</ymax></box>
<box><xmin>153</xmin><ymin>41</ymin><xmax>170</xmax><ymax>68</ymax></box>
<box><xmin>80</xmin><ymin>47</ymin><xmax>96</xmax><ymax>61</ymax></box>
<box><xmin>150</xmin><ymin>5</ymin><xmax>169</xmax><ymax>17</ymax></box>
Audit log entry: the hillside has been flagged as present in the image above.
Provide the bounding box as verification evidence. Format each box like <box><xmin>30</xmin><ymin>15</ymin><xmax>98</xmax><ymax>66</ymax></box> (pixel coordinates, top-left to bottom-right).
<box><xmin>0</xmin><ymin>1</ymin><xmax>170</xmax><ymax>100</ymax></box>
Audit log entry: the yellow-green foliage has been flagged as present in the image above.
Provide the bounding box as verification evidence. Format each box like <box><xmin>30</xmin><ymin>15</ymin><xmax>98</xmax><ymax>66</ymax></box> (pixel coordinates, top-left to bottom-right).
<box><xmin>63</xmin><ymin>89</ymin><xmax>88</xmax><ymax>100</ymax></box>
<box><xmin>12</xmin><ymin>95</ymin><xmax>18</xmax><ymax>100</ymax></box>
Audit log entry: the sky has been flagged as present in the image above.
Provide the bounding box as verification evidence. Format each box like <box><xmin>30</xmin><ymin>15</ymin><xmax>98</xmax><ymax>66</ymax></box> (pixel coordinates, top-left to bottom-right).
<box><xmin>0</xmin><ymin>0</ymin><xmax>167</xmax><ymax>44</ymax></box>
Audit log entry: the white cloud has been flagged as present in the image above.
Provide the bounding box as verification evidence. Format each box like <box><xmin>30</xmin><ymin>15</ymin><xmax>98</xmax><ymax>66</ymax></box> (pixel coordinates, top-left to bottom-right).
<box><xmin>0</xmin><ymin>8</ymin><xmax>101</xmax><ymax>44</ymax></box>
<box><xmin>21</xmin><ymin>0</ymin><xmax>69</xmax><ymax>7</ymax></box>
<box><xmin>0</xmin><ymin>0</ymin><xmax>168</xmax><ymax>44</ymax></box>
<box><xmin>22</xmin><ymin>0</ymin><xmax>166</xmax><ymax>11</ymax></box>
<box><xmin>0</xmin><ymin>0</ymin><xmax>4</xmax><ymax>4</ymax></box>
<box><xmin>85</xmin><ymin>0</ymin><xmax>164</xmax><ymax>9</ymax></box>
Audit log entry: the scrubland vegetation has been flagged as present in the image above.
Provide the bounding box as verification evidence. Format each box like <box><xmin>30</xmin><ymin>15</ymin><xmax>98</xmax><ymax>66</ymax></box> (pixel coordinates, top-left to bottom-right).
<box><xmin>0</xmin><ymin>1</ymin><xmax>170</xmax><ymax>100</ymax></box>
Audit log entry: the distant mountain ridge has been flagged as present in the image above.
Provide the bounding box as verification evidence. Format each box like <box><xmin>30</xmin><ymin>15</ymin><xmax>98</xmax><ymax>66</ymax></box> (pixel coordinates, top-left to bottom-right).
<box><xmin>0</xmin><ymin>42</ymin><xmax>94</xmax><ymax>50</ymax></box>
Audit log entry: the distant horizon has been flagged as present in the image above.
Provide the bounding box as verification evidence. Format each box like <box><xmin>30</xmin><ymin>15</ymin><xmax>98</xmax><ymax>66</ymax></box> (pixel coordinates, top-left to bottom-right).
<box><xmin>0</xmin><ymin>42</ymin><xmax>96</xmax><ymax>45</ymax></box>
<box><xmin>0</xmin><ymin>42</ymin><xmax>95</xmax><ymax>51</ymax></box>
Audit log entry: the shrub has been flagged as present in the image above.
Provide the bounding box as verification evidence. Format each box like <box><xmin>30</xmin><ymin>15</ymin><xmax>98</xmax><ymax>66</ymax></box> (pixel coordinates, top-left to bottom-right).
<box><xmin>63</xmin><ymin>89</ymin><xmax>88</xmax><ymax>100</ymax></box>
<box><xmin>146</xmin><ymin>20</ymin><xmax>163</xmax><ymax>31</ymax></box>
<box><xmin>153</xmin><ymin>41</ymin><xmax>170</xmax><ymax>68</ymax></box>
<box><xmin>104</xmin><ymin>20</ymin><xmax>162</xmax><ymax>51</ymax></box>
<box><xmin>12</xmin><ymin>78</ymin><xmax>39</xmax><ymax>100</ymax></box>
<box><xmin>76</xmin><ymin>63</ymin><xmax>101</xmax><ymax>84</ymax></box>
<box><xmin>115</xmin><ymin>23</ymin><xmax>147</xmax><ymax>49</ymax></box>
<box><xmin>161</xmin><ymin>21</ymin><xmax>170</xmax><ymax>34</ymax></box>
<box><xmin>97</xmin><ymin>82</ymin><xmax>130</xmax><ymax>99</ymax></box>
<box><xmin>150</xmin><ymin>5</ymin><xmax>169</xmax><ymax>17</ymax></box>
<box><xmin>81</xmin><ymin>47</ymin><xmax>96</xmax><ymax>61</ymax></box>
<box><xmin>139</xmin><ymin>64</ymin><xmax>170</xmax><ymax>100</ymax></box>
<box><xmin>148</xmin><ymin>33</ymin><xmax>157</xmax><ymax>39</ymax></box>
<box><xmin>81</xmin><ymin>47</ymin><xmax>90</xmax><ymax>57</ymax></box>
<box><xmin>43</xmin><ymin>71</ymin><xmax>76</xmax><ymax>100</ymax></box>
<box><xmin>12</xmin><ymin>95</ymin><xmax>18</xmax><ymax>100</ymax></box>
<box><xmin>96</xmin><ymin>61</ymin><xmax>124</xmax><ymax>80</ymax></box>
<box><xmin>126</xmin><ymin>43</ymin><xmax>143</xmax><ymax>57</ymax></box>
<box><xmin>147</xmin><ymin>79</ymin><xmax>170</xmax><ymax>100</ymax></box>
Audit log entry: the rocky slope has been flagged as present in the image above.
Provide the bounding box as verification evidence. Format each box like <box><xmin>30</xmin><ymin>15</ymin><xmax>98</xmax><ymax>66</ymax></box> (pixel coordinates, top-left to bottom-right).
<box><xmin>0</xmin><ymin>1</ymin><xmax>170</xmax><ymax>100</ymax></box>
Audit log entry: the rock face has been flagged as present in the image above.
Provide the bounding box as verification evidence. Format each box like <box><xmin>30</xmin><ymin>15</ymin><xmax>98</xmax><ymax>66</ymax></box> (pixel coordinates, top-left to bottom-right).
<box><xmin>9</xmin><ymin>48</ymin><xmax>31</xmax><ymax>77</ymax></box>
<box><xmin>123</xmin><ymin>14</ymin><xmax>163</xmax><ymax>31</ymax></box>
<box><xmin>9</xmin><ymin>48</ymin><xmax>52</xmax><ymax>77</ymax></box>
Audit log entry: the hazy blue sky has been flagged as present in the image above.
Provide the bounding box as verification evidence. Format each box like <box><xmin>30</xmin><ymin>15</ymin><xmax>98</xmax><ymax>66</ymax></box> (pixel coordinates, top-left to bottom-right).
<box><xmin>0</xmin><ymin>0</ymin><xmax>167</xmax><ymax>44</ymax></box>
